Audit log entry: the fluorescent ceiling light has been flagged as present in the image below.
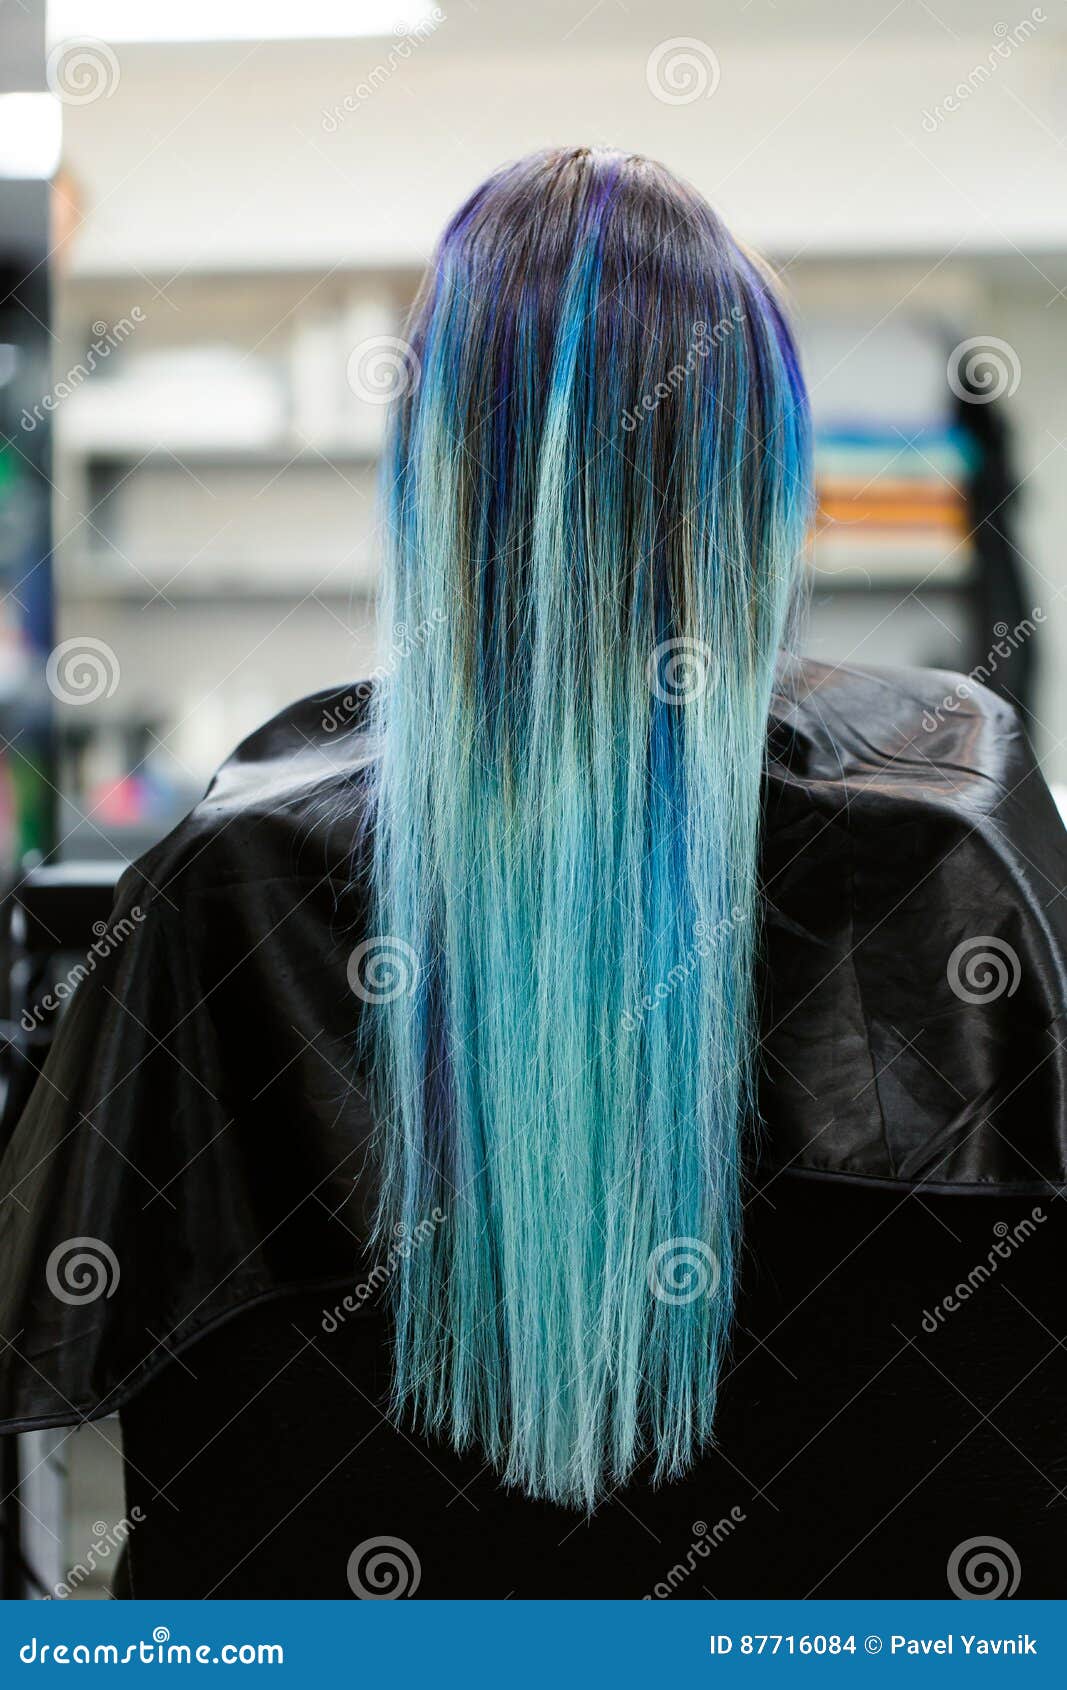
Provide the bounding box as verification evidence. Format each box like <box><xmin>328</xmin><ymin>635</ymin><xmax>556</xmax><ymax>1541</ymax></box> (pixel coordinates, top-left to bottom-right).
<box><xmin>48</xmin><ymin>1</ymin><xmax>443</xmax><ymax>42</ymax></box>
<box><xmin>0</xmin><ymin>95</ymin><xmax>62</xmax><ymax>181</ymax></box>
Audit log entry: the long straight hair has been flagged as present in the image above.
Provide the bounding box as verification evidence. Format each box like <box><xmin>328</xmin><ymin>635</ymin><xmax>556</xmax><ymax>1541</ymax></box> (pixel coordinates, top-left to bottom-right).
<box><xmin>362</xmin><ymin>147</ymin><xmax>812</xmax><ymax>1508</ymax></box>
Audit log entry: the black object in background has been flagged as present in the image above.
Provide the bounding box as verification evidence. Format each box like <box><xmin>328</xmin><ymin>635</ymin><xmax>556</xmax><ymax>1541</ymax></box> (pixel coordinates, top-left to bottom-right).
<box><xmin>951</xmin><ymin>344</ymin><xmax>1038</xmax><ymax>729</ymax></box>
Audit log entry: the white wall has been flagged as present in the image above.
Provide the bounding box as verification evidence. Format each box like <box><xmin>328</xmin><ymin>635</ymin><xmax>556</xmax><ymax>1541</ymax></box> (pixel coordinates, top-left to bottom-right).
<box><xmin>61</xmin><ymin>27</ymin><xmax>1067</xmax><ymax>275</ymax></box>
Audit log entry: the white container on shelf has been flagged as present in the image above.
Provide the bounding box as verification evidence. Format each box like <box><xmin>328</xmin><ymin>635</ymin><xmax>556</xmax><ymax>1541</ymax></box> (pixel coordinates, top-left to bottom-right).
<box><xmin>60</xmin><ymin>345</ymin><xmax>288</xmax><ymax>454</ymax></box>
<box><xmin>335</xmin><ymin>288</ymin><xmax>401</xmax><ymax>453</ymax></box>
<box><xmin>288</xmin><ymin>310</ymin><xmax>346</xmax><ymax>448</ymax></box>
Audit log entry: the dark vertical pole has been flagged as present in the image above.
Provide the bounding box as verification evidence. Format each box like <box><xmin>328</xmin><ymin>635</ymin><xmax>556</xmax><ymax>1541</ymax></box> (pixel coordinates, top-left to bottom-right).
<box><xmin>0</xmin><ymin>0</ymin><xmax>53</xmax><ymax>1600</ymax></box>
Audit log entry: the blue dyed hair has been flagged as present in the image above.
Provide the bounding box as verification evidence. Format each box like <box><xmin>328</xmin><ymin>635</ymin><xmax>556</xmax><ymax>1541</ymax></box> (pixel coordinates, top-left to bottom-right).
<box><xmin>363</xmin><ymin>147</ymin><xmax>812</xmax><ymax>1508</ymax></box>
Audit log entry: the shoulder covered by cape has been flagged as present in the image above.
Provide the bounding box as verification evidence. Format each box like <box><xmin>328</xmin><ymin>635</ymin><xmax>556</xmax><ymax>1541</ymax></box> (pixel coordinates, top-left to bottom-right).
<box><xmin>0</xmin><ymin>660</ymin><xmax>1064</xmax><ymax>1430</ymax></box>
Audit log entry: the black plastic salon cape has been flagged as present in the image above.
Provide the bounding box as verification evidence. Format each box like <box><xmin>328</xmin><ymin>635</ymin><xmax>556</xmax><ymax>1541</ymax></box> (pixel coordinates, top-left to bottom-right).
<box><xmin>0</xmin><ymin>657</ymin><xmax>1065</xmax><ymax>1435</ymax></box>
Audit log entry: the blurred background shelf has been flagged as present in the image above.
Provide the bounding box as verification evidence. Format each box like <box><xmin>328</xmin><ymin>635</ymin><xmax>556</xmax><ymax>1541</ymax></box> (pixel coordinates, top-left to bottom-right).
<box><xmin>42</xmin><ymin>250</ymin><xmax>1034</xmax><ymax>859</ymax></box>
<box><xmin>60</xmin><ymin>578</ymin><xmax>375</xmax><ymax>603</ymax></box>
<box><xmin>82</xmin><ymin>445</ymin><xmax>380</xmax><ymax>468</ymax></box>
<box><xmin>0</xmin><ymin>0</ymin><xmax>1059</xmax><ymax>878</ymax></box>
